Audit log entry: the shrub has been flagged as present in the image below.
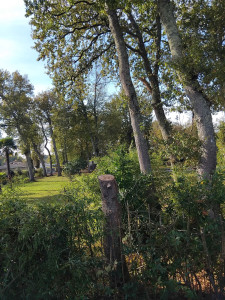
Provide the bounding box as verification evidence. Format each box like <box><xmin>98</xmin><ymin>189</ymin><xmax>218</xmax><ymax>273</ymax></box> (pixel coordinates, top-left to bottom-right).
<box><xmin>35</xmin><ymin>167</ymin><xmax>44</xmax><ymax>178</ymax></box>
<box><xmin>15</xmin><ymin>169</ymin><xmax>29</xmax><ymax>178</ymax></box>
<box><xmin>63</xmin><ymin>158</ymin><xmax>87</xmax><ymax>179</ymax></box>
<box><xmin>15</xmin><ymin>168</ymin><xmax>22</xmax><ymax>176</ymax></box>
<box><xmin>95</xmin><ymin>149</ymin><xmax>224</xmax><ymax>298</ymax></box>
<box><xmin>0</xmin><ymin>172</ymin><xmax>7</xmax><ymax>185</ymax></box>
<box><xmin>0</xmin><ymin>195</ymin><xmax>104</xmax><ymax>299</ymax></box>
<box><xmin>95</xmin><ymin>145</ymin><xmax>140</xmax><ymax>191</ymax></box>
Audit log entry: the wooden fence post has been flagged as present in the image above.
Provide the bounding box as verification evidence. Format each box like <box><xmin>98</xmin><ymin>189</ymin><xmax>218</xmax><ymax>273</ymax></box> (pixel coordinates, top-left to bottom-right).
<box><xmin>98</xmin><ymin>174</ymin><xmax>129</xmax><ymax>289</ymax></box>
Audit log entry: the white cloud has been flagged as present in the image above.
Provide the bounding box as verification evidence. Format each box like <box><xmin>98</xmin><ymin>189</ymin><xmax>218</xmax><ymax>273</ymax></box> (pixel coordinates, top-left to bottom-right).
<box><xmin>0</xmin><ymin>1</ymin><xmax>26</xmax><ymax>23</ymax></box>
<box><xmin>34</xmin><ymin>83</ymin><xmax>53</xmax><ymax>95</ymax></box>
<box><xmin>0</xmin><ymin>39</ymin><xmax>16</xmax><ymax>59</ymax></box>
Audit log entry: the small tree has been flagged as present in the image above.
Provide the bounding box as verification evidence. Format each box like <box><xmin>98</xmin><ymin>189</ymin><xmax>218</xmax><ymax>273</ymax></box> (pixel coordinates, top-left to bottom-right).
<box><xmin>0</xmin><ymin>137</ymin><xmax>17</xmax><ymax>179</ymax></box>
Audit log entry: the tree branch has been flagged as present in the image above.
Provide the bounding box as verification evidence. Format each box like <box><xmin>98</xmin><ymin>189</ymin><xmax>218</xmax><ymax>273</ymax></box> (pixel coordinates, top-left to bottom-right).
<box><xmin>153</xmin><ymin>13</ymin><xmax>162</xmax><ymax>75</ymax></box>
<box><xmin>125</xmin><ymin>43</ymin><xmax>142</xmax><ymax>55</ymax></box>
<box><xmin>138</xmin><ymin>77</ymin><xmax>152</xmax><ymax>94</ymax></box>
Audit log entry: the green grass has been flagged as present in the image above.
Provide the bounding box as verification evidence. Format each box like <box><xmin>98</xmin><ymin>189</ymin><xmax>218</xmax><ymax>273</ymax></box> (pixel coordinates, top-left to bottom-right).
<box><xmin>10</xmin><ymin>175</ymin><xmax>70</xmax><ymax>203</ymax></box>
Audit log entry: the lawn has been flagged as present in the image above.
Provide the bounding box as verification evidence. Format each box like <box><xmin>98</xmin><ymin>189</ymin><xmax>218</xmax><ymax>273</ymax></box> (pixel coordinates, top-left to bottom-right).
<box><xmin>14</xmin><ymin>175</ymin><xmax>71</xmax><ymax>203</ymax></box>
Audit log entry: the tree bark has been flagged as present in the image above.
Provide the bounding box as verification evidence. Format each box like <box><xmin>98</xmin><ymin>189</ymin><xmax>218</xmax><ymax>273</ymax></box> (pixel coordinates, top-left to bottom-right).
<box><xmin>48</xmin><ymin>118</ymin><xmax>61</xmax><ymax>176</ymax></box>
<box><xmin>158</xmin><ymin>0</ymin><xmax>217</xmax><ymax>178</ymax></box>
<box><xmin>80</xmin><ymin>100</ymin><xmax>99</xmax><ymax>157</ymax></box>
<box><xmin>25</xmin><ymin>148</ymin><xmax>35</xmax><ymax>182</ymax></box>
<box><xmin>41</xmin><ymin>121</ymin><xmax>53</xmax><ymax>176</ymax></box>
<box><xmin>106</xmin><ymin>3</ymin><xmax>152</xmax><ymax>174</ymax></box>
<box><xmin>93</xmin><ymin>71</ymin><xmax>100</xmax><ymax>156</ymax></box>
<box><xmin>127</xmin><ymin>12</ymin><xmax>172</xmax><ymax>142</ymax></box>
<box><xmin>98</xmin><ymin>174</ymin><xmax>129</xmax><ymax>288</ymax></box>
<box><xmin>62</xmin><ymin>141</ymin><xmax>68</xmax><ymax>165</ymax></box>
<box><xmin>32</xmin><ymin>142</ymin><xmax>48</xmax><ymax>177</ymax></box>
<box><xmin>5</xmin><ymin>150</ymin><xmax>11</xmax><ymax>180</ymax></box>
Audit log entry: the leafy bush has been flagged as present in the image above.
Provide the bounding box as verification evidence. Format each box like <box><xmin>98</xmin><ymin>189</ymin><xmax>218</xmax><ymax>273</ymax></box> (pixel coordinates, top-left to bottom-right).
<box><xmin>14</xmin><ymin>169</ymin><xmax>29</xmax><ymax>178</ymax></box>
<box><xmin>0</xmin><ymin>195</ymin><xmax>105</xmax><ymax>299</ymax></box>
<box><xmin>0</xmin><ymin>172</ymin><xmax>7</xmax><ymax>185</ymax></box>
<box><xmin>0</xmin><ymin>151</ymin><xmax>224</xmax><ymax>299</ymax></box>
<box><xmin>95</xmin><ymin>145</ymin><xmax>140</xmax><ymax>190</ymax></box>
<box><xmin>121</xmin><ymin>171</ymin><xmax>225</xmax><ymax>298</ymax></box>
<box><xmin>95</xmin><ymin>148</ymin><xmax>224</xmax><ymax>297</ymax></box>
<box><xmin>35</xmin><ymin>167</ymin><xmax>44</xmax><ymax>177</ymax></box>
<box><xmin>15</xmin><ymin>168</ymin><xmax>22</xmax><ymax>176</ymax></box>
<box><xmin>63</xmin><ymin>158</ymin><xmax>87</xmax><ymax>179</ymax></box>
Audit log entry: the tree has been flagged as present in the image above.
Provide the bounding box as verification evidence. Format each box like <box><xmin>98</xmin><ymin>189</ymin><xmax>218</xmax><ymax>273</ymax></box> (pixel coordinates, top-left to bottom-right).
<box><xmin>24</xmin><ymin>0</ymin><xmax>153</xmax><ymax>174</ymax></box>
<box><xmin>0</xmin><ymin>70</ymin><xmax>35</xmax><ymax>181</ymax></box>
<box><xmin>0</xmin><ymin>137</ymin><xmax>17</xmax><ymax>179</ymax></box>
<box><xmin>40</xmin><ymin>120</ymin><xmax>53</xmax><ymax>176</ymax></box>
<box><xmin>122</xmin><ymin>6</ymin><xmax>173</xmax><ymax>143</ymax></box>
<box><xmin>158</xmin><ymin>0</ymin><xmax>217</xmax><ymax>178</ymax></box>
<box><xmin>105</xmin><ymin>2</ymin><xmax>152</xmax><ymax>174</ymax></box>
<box><xmin>173</xmin><ymin>0</ymin><xmax>225</xmax><ymax>110</ymax></box>
<box><xmin>34</xmin><ymin>91</ymin><xmax>62</xmax><ymax>176</ymax></box>
<box><xmin>29</xmin><ymin>124</ymin><xmax>48</xmax><ymax>177</ymax></box>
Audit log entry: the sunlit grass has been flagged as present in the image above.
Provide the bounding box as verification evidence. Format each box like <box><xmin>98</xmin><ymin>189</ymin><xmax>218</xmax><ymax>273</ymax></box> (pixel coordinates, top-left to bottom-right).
<box><xmin>0</xmin><ymin>175</ymin><xmax>71</xmax><ymax>204</ymax></box>
<box><xmin>21</xmin><ymin>175</ymin><xmax>70</xmax><ymax>202</ymax></box>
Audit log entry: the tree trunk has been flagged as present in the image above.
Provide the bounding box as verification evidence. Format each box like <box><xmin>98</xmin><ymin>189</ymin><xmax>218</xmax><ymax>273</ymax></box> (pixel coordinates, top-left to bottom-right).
<box><xmin>41</xmin><ymin>121</ymin><xmax>53</xmax><ymax>176</ymax></box>
<box><xmin>127</xmin><ymin>12</ymin><xmax>172</xmax><ymax>142</ymax></box>
<box><xmin>5</xmin><ymin>150</ymin><xmax>11</xmax><ymax>180</ymax></box>
<box><xmin>48</xmin><ymin>119</ymin><xmax>61</xmax><ymax>176</ymax></box>
<box><xmin>32</xmin><ymin>143</ymin><xmax>47</xmax><ymax>177</ymax></box>
<box><xmin>93</xmin><ymin>71</ymin><xmax>100</xmax><ymax>156</ymax></box>
<box><xmin>25</xmin><ymin>149</ymin><xmax>35</xmax><ymax>182</ymax></box>
<box><xmin>98</xmin><ymin>174</ymin><xmax>129</xmax><ymax>289</ymax></box>
<box><xmin>106</xmin><ymin>3</ymin><xmax>152</xmax><ymax>174</ymax></box>
<box><xmin>80</xmin><ymin>100</ymin><xmax>99</xmax><ymax>157</ymax></box>
<box><xmin>62</xmin><ymin>141</ymin><xmax>68</xmax><ymax>165</ymax></box>
<box><xmin>158</xmin><ymin>0</ymin><xmax>217</xmax><ymax>178</ymax></box>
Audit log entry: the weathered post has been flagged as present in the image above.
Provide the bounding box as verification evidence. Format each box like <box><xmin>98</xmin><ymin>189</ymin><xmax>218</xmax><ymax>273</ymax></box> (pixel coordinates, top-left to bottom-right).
<box><xmin>98</xmin><ymin>174</ymin><xmax>129</xmax><ymax>289</ymax></box>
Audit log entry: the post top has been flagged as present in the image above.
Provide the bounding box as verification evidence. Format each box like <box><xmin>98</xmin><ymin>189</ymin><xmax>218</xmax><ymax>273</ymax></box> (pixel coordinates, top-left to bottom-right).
<box><xmin>98</xmin><ymin>174</ymin><xmax>115</xmax><ymax>181</ymax></box>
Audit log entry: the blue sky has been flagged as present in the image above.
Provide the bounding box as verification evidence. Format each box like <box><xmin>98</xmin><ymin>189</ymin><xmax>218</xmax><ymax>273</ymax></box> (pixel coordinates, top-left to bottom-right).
<box><xmin>0</xmin><ymin>0</ymin><xmax>53</xmax><ymax>95</ymax></box>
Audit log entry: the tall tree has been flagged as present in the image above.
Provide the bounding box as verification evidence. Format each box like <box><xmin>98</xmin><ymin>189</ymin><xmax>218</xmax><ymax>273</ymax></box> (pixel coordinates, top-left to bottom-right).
<box><xmin>34</xmin><ymin>91</ymin><xmax>62</xmax><ymax>176</ymax></box>
<box><xmin>105</xmin><ymin>2</ymin><xmax>152</xmax><ymax>174</ymax></box>
<box><xmin>30</xmin><ymin>126</ymin><xmax>48</xmax><ymax>177</ymax></box>
<box><xmin>0</xmin><ymin>70</ymin><xmax>35</xmax><ymax>181</ymax></box>
<box><xmin>40</xmin><ymin>120</ymin><xmax>53</xmax><ymax>176</ymax></box>
<box><xmin>122</xmin><ymin>6</ymin><xmax>172</xmax><ymax>143</ymax></box>
<box><xmin>0</xmin><ymin>137</ymin><xmax>17</xmax><ymax>180</ymax></box>
<box><xmin>24</xmin><ymin>0</ymin><xmax>153</xmax><ymax>174</ymax></box>
<box><xmin>158</xmin><ymin>0</ymin><xmax>217</xmax><ymax>178</ymax></box>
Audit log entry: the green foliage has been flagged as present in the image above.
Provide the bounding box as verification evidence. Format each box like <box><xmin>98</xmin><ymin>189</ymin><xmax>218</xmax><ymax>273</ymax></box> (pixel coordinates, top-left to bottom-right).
<box><xmin>63</xmin><ymin>158</ymin><xmax>87</xmax><ymax>179</ymax></box>
<box><xmin>122</xmin><ymin>170</ymin><xmax>224</xmax><ymax>298</ymax></box>
<box><xmin>96</xmin><ymin>145</ymin><xmax>140</xmax><ymax>190</ymax></box>
<box><xmin>35</xmin><ymin>167</ymin><xmax>44</xmax><ymax>178</ymax></box>
<box><xmin>150</xmin><ymin>123</ymin><xmax>201</xmax><ymax>172</ymax></box>
<box><xmin>0</xmin><ymin>137</ymin><xmax>17</xmax><ymax>151</ymax></box>
<box><xmin>65</xmin><ymin>172</ymin><xmax>101</xmax><ymax>207</ymax></box>
<box><xmin>0</xmin><ymin>159</ymin><xmax>224</xmax><ymax>298</ymax></box>
<box><xmin>0</xmin><ymin>172</ymin><xmax>7</xmax><ymax>185</ymax></box>
<box><xmin>216</xmin><ymin>121</ymin><xmax>225</xmax><ymax>165</ymax></box>
<box><xmin>0</xmin><ymin>194</ymin><xmax>104</xmax><ymax>299</ymax></box>
<box><xmin>20</xmin><ymin>170</ymin><xmax>29</xmax><ymax>178</ymax></box>
<box><xmin>95</xmin><ymin>148</ymin><xmax>224</xmax><ymax>297</ymax></box>
<box><xmin>166</xmin><ymin>130</ymin><xmax>201</xmax><ymax>166</ymax></box>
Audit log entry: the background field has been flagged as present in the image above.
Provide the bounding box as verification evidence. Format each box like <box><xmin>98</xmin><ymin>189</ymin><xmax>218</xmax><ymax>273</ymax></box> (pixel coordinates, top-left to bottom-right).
<box><xmin>10</xmin><ymin>176</ymin><xmax>70</xmax><ymax>203</ymax></box>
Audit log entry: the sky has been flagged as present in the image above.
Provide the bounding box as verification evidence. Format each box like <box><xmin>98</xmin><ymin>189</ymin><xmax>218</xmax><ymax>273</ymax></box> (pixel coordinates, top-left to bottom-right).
<box><xmin>0</xmin><ymin>0</ymin><xmax>53</xmax><ymax>95</ymax></box>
